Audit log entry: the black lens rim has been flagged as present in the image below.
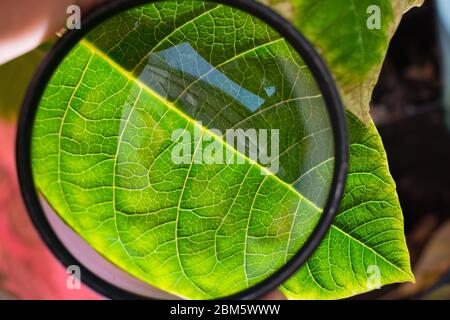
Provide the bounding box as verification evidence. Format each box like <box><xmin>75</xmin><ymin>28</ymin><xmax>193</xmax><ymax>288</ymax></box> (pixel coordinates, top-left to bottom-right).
<box><xmin>16</xmin><ymin>0</ymin><xmax>348</xmax><ymax>300</ymax></box>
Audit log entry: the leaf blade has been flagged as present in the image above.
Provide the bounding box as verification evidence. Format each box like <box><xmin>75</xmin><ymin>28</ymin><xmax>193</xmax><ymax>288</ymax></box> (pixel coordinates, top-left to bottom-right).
<box><xmin>32</xmin><ymin>2</ymin><xmax>334</xmax><ymax>298</ymax></box>
<box><xmin>281</xmin><ymin>112</ymin><xmax>413</xmax><ymax>299</ymax></box>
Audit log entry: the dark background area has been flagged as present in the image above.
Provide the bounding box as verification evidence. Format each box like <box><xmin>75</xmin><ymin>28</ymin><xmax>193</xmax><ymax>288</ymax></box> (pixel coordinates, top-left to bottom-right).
<box><xmin>360</xmin><ymin>0</ymin><xmax>450</xmax><ymax>299</ymax></box>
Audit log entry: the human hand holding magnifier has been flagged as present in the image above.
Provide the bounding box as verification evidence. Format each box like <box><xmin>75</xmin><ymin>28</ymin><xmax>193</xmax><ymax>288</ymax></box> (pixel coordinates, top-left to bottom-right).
<box><xmin>16</xmin><ymin>0</ymin><xmax>348</xmax><ymax>299</ymax></box>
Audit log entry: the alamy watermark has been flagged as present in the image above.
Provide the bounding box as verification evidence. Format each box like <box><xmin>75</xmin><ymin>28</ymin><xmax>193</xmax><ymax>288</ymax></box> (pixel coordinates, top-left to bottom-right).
<box><xmin>366</xmin><ymin>265</ymin><xmax>382</xmax><ymax>290</ymax></box>
<box><xmin>367</xmin><ymin>5</ymin><xmax>381</xmax><ymax>30</ymax></box>
<box><xmin>66</xmin><ymin>5</ymin><xmax>81</xmax><ymax>30</ymax></box>
<box><xmin>66</xmin><ymin>265</ymin><xmax>81</xmax><ymax>290</ymax></box>
<box><xmin>171</xmin><ymin>122</ymin><xmax>280</xmax><ymax>175</ymax></box>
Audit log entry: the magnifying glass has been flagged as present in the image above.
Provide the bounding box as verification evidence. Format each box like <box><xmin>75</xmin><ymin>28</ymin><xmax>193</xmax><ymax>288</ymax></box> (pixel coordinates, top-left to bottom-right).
<box><xmin>17</xmin><ymin>0</ymin><xmax>348</xmax><ymax>300</ymax></box>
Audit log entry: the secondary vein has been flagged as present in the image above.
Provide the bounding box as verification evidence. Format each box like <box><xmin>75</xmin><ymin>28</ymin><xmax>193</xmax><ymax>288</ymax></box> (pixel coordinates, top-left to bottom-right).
<box><xmin>79</xmin><ymin>39</ymin><xmax>323</xmax><ymax>213</ymax></box>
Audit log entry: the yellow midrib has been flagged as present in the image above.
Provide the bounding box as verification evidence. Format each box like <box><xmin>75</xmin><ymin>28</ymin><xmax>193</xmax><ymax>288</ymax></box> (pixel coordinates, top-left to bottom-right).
<box><xmin>79</xmin><ymin>39</ymin><xmax>323</xmax><ymax>212</ymax></box>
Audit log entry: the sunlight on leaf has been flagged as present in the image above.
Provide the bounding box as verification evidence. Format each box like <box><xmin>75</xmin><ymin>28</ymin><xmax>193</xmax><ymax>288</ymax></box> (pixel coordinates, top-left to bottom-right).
<box><xmin>32</xmin><ymin>1</ymin><xmax>336</xmax><ymax>299</ymax></box>
<box><xmin>282</xmin><ymin>113</ymin><xmax>413</xmax><ymax>299</ymax></box>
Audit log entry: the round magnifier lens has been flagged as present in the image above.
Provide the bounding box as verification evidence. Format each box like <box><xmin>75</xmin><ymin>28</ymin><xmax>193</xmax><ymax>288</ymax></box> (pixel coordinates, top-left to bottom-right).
<box><xmin>17</xmin><ymin>0</ymin><xmax>347</xmax><ymax>299</ymax></box>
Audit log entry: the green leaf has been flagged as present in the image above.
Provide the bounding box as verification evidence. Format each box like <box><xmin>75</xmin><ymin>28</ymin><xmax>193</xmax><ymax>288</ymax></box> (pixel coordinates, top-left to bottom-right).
<box><xmin>30</xmin><ymin>0</ymin><xmax>418</xmax><ymax>300</ymax></box>
<box><xmin>275</xmin><ymin>0</ymin><xmax>419</xmax><ymax>299</ymax></box>
<box><xmin>281</xmin><ymin>112</ymin><xmax>414</xmax><ymax>299</ymax></box>
<box><xmin>268</xmin><ymin>0</ymin><xmax>423</xmax><ymax>123</ymax></box>
<box><xmin>32</xmin><ymin>1</ymin><xmax>336</xmax><ymax>299</ymax></box>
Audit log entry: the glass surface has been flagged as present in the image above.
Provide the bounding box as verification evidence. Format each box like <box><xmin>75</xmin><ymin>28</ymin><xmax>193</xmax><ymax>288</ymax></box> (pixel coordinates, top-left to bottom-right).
<box><xmin>31</xmin><ymin>0</ymin><xmax>335</xmax><ymax>299</ymax></box>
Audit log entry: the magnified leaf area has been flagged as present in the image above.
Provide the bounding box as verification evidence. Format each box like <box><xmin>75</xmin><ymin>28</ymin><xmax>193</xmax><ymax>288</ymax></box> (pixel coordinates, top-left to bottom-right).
<box><xmin>31</xmin><ymin>0</ymin><xmax>335</xmax><ymax>299</ymax></box>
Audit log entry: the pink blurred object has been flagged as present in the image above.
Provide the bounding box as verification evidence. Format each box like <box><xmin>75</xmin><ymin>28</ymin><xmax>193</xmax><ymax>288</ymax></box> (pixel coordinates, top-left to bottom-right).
<box><xmin>0</xmin><ymin>120</ymin><xmax>101</xmax><ymax>299</ymax></box>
